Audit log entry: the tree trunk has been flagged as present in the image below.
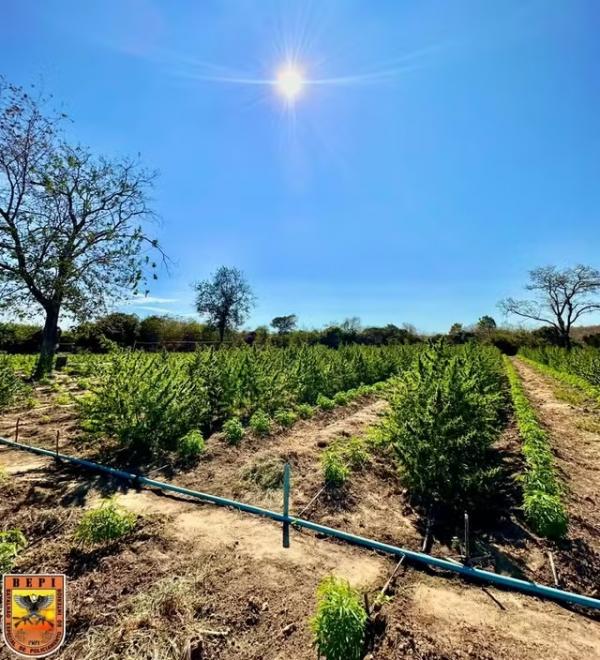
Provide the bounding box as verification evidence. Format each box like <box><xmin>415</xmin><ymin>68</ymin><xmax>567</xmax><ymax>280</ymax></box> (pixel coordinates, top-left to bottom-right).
<box><xmin>218</xmin><ymin>320</ymin><xmax>226</xmax><ymax>345</ymax></box>
<box><xmin>34</xmin><ymin>305</ymin><xmax>60</xmax><ymax>379</ymax></box>
<box><xmin>558</xmin><ymin>327</ymin><xmax>572</xmax><ymax>350</ymax></box>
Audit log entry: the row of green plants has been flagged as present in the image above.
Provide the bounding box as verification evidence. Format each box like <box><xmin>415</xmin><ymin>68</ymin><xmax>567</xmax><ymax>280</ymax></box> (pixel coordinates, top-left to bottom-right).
<box><xmin>78</xmin><ymin>345</ymin><xmax>414</xmax><ymax>457</ymax></box>
<box><xmin>378</xmin><ymin>342</ymin><xmax>507</xmax><ymax>512</ymax></box>
<box><xmin>519</xmin><ymin>354</ymin><xmax>600</xmax><ymax>403</ymax></box>
<box><xmin>503</xmin><ymin>357</ymin><xmax>568</xmax><ymax>539</ymax></box>
<box><xmin>520</xmin><ymin>346</ymin><xmax>600</xmax><ymax>388</ymax></box>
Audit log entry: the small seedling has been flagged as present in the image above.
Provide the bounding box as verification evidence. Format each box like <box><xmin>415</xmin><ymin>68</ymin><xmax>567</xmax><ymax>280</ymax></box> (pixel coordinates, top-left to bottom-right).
<box><xmin>249</xmin><ymin>410</ymin><xmax>272</xmax><ymax>436</ymax></box>
<box><xmin>223</xmin><ymin>417</ymin><xmax>244</xmax><ymax>445</ymax></box>
<box><xmin>0</xmin><ymin>530</ymin><xmax>27</xmax><ymax>572</ymax></box>
<box><xmin>343</xmin><ymin>436</ymin><xmax>370</xmax><ymax>469</ymax></box>
<box><xmin>333</xmin><ymin>391</ymin><xmax>350</xmax><ymax>406</ymax></box>
<box><xmin>317</xmin><ymin>394</ymin><xmax>335</xmax><ymax>411</ymax></box>
<box><xmin>76</xmin><ymin>500</ymin><xmax>136</xmax><ymax>545</ymax></box>
<box><xmin>274</xmin><ymin>409</ymin><xmax>298</xmax><ymax>428</ymax></box>
<box><xmin>177</xmin><ymin>429</ymin><xmax>205</xmax><ymax>462</ymax></box>
<box><xmin>296</xmin><ymin>403</ymin><xmax>315</xmax><ymax>419</ymax></box>
<box><xmin>322</xmin><ymin>449</ymin><xmax>349</xmax><ymax>488</ymax></box>
<box><xmin>311</xmin><ymin>576</ymin><xmax>367</xmax><ymax>660</ymax></box>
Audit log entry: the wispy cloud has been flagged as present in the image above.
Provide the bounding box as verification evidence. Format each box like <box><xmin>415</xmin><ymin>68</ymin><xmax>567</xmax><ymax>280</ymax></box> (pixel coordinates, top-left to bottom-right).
<box><xmin>134</xmin><ymin>305</ymin><xmax>197</xmax><ymax>318</ymax></box>
<box><xmin>124</xmin><ymin>295</ymin><xmax>179</xmax><ymax>305</ymax></box>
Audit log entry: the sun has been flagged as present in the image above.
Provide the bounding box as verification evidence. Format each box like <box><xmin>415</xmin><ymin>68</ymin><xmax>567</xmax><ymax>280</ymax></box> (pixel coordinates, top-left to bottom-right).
<box><xmin>275</xmin><ymin>65</ymin><xmax>306</xmax><ymax>102</ymax></box>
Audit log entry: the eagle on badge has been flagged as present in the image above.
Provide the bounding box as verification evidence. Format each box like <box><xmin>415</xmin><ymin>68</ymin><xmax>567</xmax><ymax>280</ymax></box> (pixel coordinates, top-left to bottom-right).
<box><xmin>14</xmin><ymin>594</ymin><xmax>55</xmax><ymax>628</ymax></box>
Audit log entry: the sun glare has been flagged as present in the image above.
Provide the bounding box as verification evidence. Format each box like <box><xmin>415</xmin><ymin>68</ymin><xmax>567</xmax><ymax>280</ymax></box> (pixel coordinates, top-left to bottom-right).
<box><xmin>275</xmin><ymin>65</ymin><xmax>305</xmax><ymax>102</ymax></box>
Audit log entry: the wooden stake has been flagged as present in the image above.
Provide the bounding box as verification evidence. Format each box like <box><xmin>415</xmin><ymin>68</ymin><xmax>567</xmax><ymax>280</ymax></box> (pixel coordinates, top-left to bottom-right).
<box><xmin>15</xmin><ymin>418</ymin><xmax>20</xmax><ymax>443</ymax></box>
<box><xmin>380</xmin><ymin>555</ymin><xmax>406</xmax><ymax>599</ymax></box>
<box><xmin>55</xmin><ymin>429</ymin><xmax>60</xmax><ymax>458</ymax></box>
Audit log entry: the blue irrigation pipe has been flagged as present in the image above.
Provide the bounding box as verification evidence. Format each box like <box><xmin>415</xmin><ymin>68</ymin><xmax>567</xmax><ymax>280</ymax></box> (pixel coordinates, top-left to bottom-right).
<box><xmin>1</xmin><ymin>435</ymin><xmax>600</xmax><ymax>612</ymax></box>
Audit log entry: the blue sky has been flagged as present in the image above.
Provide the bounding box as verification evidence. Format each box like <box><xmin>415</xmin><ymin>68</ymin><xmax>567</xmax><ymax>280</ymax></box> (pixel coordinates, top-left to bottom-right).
<box><xmin>2</xmin><ymin>1</ymin><xmax>599</xmax><ymax>332</ymax></box>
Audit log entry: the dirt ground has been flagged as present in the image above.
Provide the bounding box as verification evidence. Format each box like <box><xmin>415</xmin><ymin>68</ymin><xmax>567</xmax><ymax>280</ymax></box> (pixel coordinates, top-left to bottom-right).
<box><xmin>514</xmin><ymin>359</ymin><xmax>600</xmax><ymax>554</ymax></box>
<box><xmin>0</xmin><ymin>377</ymin><xmax>599</xmax><ymax>659</ymax></box>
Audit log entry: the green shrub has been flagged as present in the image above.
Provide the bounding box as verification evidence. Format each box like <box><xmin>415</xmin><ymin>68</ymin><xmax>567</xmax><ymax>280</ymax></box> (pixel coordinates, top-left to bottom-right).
<box><xmin>333</xmin><ymin>391</ymin><xmax>350</xmax><ymax>406</ymax></box>
<box><xmin>317</xmin><ymin>394</ymin><xmax>335</xmax><ymax>411</ymax></box>
<box><xmin>296</xmin><ymin>403</ymin><xmax>315</xmax><ymax>419</ymax></box>
<box><xmin>249</xmin><ymin>410</ymin><xmax>272</xmax><ymax>436</ymax></box>
<box><xmin>78</xmin><ymin>350</ymin><xmax>207</xmax><ymax>456</ymax></box>
<box><xmin>504</xmin><ymin>357</ymin><xmax>568</xmax><ymax>539</ymax></box>
<box><xmin>274</xmin><ymin>409</ymin><xmax>298</xmax><ymax>428</ymax></box>
<box><xmin>76</xmin><ymin>500</ymin><xmax>136</xmax><ymax>545</ymax></box>
<box><xmin>0</xmin><ymin>530</ymin><xmax>27</xmax><ymax>572</ymax></box>
<box><xmin>311</xmin><ymin>576</ymin><xmax>367</xmax><ymax>660</ymax></box>
<box><xmin>243</xmin><ymin>457</ymin><xmax>285</xmax><ymax>489</ymax></box>
<box><xmin>523</xmin><ymin>491</ymin><xmax>568</xmax><ymax>539</ymax></box>
<box><xmin>0</xmin><ymin>356</ymin><xmax>25</xmax><ymax>410</ymax></box>
<box><xmin>177</xmin><ymin>429</ymin><xmax>205</xmax><ymax>462</ymax></box>
<box><xmin>223</xmin><ymin>417</ymin><xmax>244</xmax><ymax>445</ymax></box>
<box><xmin>322</xmin><ymin>449</ymin><xmax>349</xmax><ymax>487</ymax></box>
<box><xmin>344</xmin><ymin>388</ymin><xmax>359</xmax><ymax>401</ymax></box>
<box><xmin>380</xmin><ymin>343</ymin><xmax>506</xmax><ymax>510</ymax></box>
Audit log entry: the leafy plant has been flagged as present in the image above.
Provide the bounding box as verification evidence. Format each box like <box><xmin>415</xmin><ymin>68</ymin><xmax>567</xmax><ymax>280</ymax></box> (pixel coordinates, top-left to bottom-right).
<box><xmin>274</xmin><ymin>409</ymin><xmax>298</xmax><ymax>428</ymax></box>
<box><xmin>333</xmin><ymin>391</ymin><xmax>350</xmax><ymax>406</ymax></box>
<box><xmin>296</xmin><ymin>403</ymin><xmax>315</xmax><ymax>419</ymax></box>
<box><xmin>342</xmin><ymin>436</ymin><xmax>370</xmax><ymax>469</ymax></box>
<box><xmin>222</xmin><ymin>417</ymin><xmax>244</xmax><ymax>445</ymax></box>
<box><xmin>380</xmin><ymin>342</ymin><xmax>506</xmax><ymax>510</ymax></box>
<box><xmin>311</xmin><ymin>576</ymin><xmax>367</xmax><ymax>660</ymax></box>
<box><xmin>523</xmin><ymin>491</ymin><xmax>568</xmax><ymax>539</ymax></box>
<box><xmin>177</xmin><ymin>429</ymin><xmax>205</xmax><ymax>462</ymax></box>
<box><xmin>76</xmin><ymin>500</ymin><xmax>136</xmax><ymax>545</ymax></box>
<box><xmin>0</xmin><ymin>355</ymin><xmax>25</xmax><ymax>410</ymax></box>
<box><xmin>317</xmin><ymin>394</ymin><xmax>336</xmax><ymax>411</ymax></box>
<box><xmin>0</xmin><ymin>530</ymin><xmax>27</xmax><ymax>572</ymax></box>
<box><xmin>249</xmin><ymin>410</ymin><xmax>272</xmax><ymax>436</ymax></box>
<box><xmin>78</xmin><ymin>350</ymin><xmax>207</xmax><ymax>456</ymax></box>
<box><xmin>322</xmin><ymin>449</ymin><xmax>349</xmax><ymax>488</ymax></box>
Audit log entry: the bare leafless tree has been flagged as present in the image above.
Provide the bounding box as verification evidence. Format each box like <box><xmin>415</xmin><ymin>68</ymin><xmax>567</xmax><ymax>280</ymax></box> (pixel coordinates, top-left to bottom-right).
<box><xmin>499</xmin><ymin>265</ymin><xmax>600</xmax><ymax>348</ymax></box>
<box><xmin>0</xmin><ymin>78</ymin><xmax>162</xmax><ymax>377</ymax></box>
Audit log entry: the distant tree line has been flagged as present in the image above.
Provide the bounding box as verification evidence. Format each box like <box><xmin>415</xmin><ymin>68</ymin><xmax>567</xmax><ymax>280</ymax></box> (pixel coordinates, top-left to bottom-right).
<box><xmin>3</xmin><ymin>311</ymin><xmax>600</xmax><ymax>354</ymax></box>
<box><xmin>0</xmin><ymin>314</ymin><xmax>423</xmax><ymax>352</ymax></box>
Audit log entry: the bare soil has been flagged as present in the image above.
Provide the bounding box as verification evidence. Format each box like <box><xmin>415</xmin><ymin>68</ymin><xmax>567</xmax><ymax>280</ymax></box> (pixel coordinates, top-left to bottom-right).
<box><xmin>0</xmin><ymin>378</ymin><xmax>599</xmax><ymax>659</ymax></box>
<box><xmin>514</xmin><ymin>359</ymin><xmax>600</xmax><ymax>554</ymax></box>
<box><xmin>509</xmin><ymin>359</ymin><xmax>600</xmax><ymax>609</ymax></box>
